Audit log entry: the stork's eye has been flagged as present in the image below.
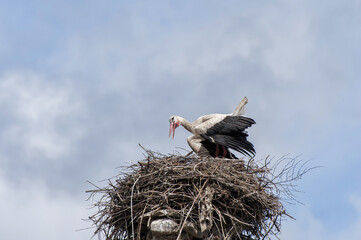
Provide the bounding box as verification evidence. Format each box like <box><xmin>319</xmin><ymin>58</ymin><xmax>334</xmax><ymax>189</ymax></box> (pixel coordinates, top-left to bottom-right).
<box><xmin>171</xmin><ymin>117</ymin><xmax>174</xmax><ymax>121</ymax></box>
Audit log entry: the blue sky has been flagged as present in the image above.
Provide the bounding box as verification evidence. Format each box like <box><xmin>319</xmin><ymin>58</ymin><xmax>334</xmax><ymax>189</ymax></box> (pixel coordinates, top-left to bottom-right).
<box><xmin>0</xmin><ymin>0</ymin><xmax>361</xmax><ymax>239</ymax></box>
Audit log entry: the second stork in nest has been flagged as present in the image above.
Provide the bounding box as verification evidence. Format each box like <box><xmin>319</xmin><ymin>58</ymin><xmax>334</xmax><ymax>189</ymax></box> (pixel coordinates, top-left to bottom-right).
<box><xmin>169</xmin><ymin>97</ymin><xmax>256</xmax><ymax>159</ymax></box>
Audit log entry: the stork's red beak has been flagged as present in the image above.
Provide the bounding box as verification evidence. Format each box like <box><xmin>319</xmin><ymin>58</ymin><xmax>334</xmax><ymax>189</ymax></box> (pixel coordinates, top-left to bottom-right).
<box><xmin>169</xmin><ymin>122</ymin><xmax>178</xmax><ymax>139</ymax></box>
<box><xmin>169</xmin><ymin>122</ymin><xmax>174</xmax><ymax>139</ymax></box>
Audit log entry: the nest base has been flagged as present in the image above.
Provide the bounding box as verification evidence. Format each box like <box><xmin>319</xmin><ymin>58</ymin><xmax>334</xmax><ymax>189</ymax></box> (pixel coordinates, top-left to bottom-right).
<box><xmin>88</xmin><ymin>149</ymin><xmax>302</xmax><ymax>240</ymax></box>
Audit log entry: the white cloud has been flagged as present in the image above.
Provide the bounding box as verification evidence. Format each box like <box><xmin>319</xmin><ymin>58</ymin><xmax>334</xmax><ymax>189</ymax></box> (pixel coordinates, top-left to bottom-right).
<box><xmin>0</xmin><ymin>171</ymin><xmax>91</xmax><ymax>240</ymax></box>
<box><xmin>280</xmin><ymin>207</ymin><xmax>325</xmax><ymax>240</ymax></box>
<box><xmin>281</xmin><ymin>195</ymin><xmax>361</xmax><ymax>240</ymax></box>
<box><xmin>255</xmin><ymin>1</ymin><xmax>314</xmax><ymax>81</ymax></box>
<box><xmin>335</xmin><ymin>196</ymin><xmax>361</xmax><ymax>240</ymax></box>
<box><xmin>0</xmin><ymin>71</ymin><xmax>85</xmax><ymax>161</ymax></box>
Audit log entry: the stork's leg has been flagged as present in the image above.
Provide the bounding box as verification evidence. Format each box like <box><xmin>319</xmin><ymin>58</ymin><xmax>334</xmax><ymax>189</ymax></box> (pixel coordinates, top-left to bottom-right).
<box><xmin>222</xmin><ymin>146</ymin><xmax>227</xmax><ymax>158</ymax></box>
<box><xmin>215</xmin><ymin>144</ymin><xmax>220</xmax><ymax>157</ymax></box>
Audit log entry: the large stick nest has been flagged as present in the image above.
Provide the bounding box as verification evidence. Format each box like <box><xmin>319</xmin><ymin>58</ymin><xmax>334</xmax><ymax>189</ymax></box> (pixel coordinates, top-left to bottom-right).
<box><xmin>88</xmin><ymin>148</ymin><xmax>309</xmax><ymax>239</ymax></box>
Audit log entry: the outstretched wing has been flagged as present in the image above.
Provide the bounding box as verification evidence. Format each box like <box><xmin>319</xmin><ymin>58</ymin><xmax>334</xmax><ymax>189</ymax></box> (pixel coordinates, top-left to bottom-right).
<box><xmin>200</xmin><ymin>116</ymin><xmax>256</xmax><ymax>157</ymax></box>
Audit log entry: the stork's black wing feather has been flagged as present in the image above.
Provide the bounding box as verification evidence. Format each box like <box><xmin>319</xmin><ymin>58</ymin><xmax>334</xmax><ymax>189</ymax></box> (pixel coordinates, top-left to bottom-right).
<box><xmin>201</xmin><ymin>116</ymin><xmax>256</xmax><ymax>157</ymax></box>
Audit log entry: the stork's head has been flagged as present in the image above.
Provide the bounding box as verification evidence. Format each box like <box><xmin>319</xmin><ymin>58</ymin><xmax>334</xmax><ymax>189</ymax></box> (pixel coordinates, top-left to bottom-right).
<box><xmin>169</xmin><ymin>115</ymin><xmax>181</xmax><ymax>139</ymax></box>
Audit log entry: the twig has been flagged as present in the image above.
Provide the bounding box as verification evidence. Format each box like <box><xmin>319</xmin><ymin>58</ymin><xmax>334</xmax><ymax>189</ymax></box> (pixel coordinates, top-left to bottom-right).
<box><xmin>131</xmin><ymin>176</ymin><xmax>140</xmax><ymax>240</ymax></box>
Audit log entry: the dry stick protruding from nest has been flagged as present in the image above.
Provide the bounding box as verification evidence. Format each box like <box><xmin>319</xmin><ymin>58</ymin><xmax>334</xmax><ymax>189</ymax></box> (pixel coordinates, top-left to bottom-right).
<box><xmin>87</xmin><ymin>149</ymin><xmax>313</xmax><ymax>240</ymax></box>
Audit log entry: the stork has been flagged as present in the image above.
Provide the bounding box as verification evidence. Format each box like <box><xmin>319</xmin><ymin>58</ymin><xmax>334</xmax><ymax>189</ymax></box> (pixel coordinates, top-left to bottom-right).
<box><xmin>169</xmin><ymin>97</ymin><xmax>256</xmax><ymax>158</ymax></box>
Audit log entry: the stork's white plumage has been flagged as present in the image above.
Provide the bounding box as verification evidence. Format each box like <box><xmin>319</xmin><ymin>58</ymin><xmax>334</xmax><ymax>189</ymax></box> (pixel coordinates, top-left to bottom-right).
<box><xmin>169</xmin><ymin>97</ymin><xmax>255</xmax><ymax>158</ymax></box>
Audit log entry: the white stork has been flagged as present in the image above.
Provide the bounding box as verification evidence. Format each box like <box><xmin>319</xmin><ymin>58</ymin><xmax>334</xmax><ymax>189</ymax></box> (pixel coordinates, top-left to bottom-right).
<box><xmin>169</xmin><ymin>97</ymin><xmax>255</xmax><ymax>158</ymax></box>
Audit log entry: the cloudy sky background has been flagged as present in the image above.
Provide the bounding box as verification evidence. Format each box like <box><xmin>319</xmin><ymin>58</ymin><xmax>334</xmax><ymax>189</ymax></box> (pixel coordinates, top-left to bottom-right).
<box><xmin>0</xmin><ymin>0</ymin><xmax>360</xmax><ymax>239</ymax></box>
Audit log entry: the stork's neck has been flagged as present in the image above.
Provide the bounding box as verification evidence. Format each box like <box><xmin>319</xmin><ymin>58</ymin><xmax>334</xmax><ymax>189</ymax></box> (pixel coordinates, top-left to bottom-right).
<box><xmin>178</xmin><ymin>117</ymin><xmax>194</xmax><ymax>134</ymax></box>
